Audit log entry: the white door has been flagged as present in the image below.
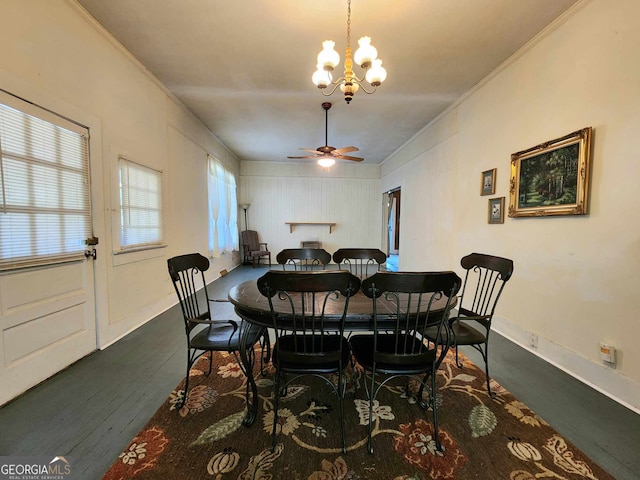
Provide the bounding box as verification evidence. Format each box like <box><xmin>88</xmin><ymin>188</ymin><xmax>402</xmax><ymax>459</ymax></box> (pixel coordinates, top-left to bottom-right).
<box><xmin>0</xmin><ymin>260</ymin><xmax>96</xmax><ymax>405</ymax></box>
<box><xmin>0</xmin><ymin>92</ymin><xmax>97</xmax><ymax>406</ymax></box>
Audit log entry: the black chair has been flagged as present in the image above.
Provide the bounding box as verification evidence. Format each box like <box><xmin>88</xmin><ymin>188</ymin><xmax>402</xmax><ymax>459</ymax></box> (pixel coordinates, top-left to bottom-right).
<box><xmin>167</xmin><ymin>253</ymin><xmax>267</xmax><ymax>408</ymax></box>
<box><xmin>241</xmin><ymin>230</ymin><xmax>271</xmax><ymax>267</ymax></box>
<box><xmin>349</xmin><ymin>271</ymin><xmax>461</xmax><ymax>454</ymax></box>
<box><xmin>276</xmin><ymin>248</ymin><xmax>331</xmax><ymax>271</ymax></box>
<box><xmin>257</xmin><ymin>270</ymin><xmax>361</xmax><ymax>453</ymax></box>
<box><xmin>332</xmin><ymin>248</ymin><xmax>387</xmax><ymax>278</ymax></box>
<box><xmin>424</xmin><ymin>253</ymin><xmax>514</xmax><ymax>396</ymax></box>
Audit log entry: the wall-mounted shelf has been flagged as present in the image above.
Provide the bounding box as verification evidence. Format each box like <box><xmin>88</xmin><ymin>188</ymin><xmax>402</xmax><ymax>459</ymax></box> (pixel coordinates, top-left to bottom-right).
<box><xmin>285</xmin><ymin>222</ymin><xmax>336</xmax><ymax>234</ymax></box>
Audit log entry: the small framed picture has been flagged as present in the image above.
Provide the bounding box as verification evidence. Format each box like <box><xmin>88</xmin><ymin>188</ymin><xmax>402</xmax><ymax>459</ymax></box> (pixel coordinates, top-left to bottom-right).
<box><xmin>488</xmin><ymin>197</ymin><xmax>505</xmax><ymax>224</ymax></box>
<box><xmin>481</xmin><ymin>168</ymin><xmax>496</xmax><ymax>196</ymax></box>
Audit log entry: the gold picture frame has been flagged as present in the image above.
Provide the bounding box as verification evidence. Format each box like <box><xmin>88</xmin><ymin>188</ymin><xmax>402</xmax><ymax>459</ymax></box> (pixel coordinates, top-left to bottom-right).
<box><xmin>509</xmin><ymin>127</ymin><xmax>592</xmax><ymax>217</ymax></box>
<box><xmin>481</xmin><ymin>168</ymin><xmax>496</xmax><ymax>196</ymax></box>
<box><xmin>488</xmin><ymin>197</ymin><xmax>505</xmax><ymax>224</ymax></box>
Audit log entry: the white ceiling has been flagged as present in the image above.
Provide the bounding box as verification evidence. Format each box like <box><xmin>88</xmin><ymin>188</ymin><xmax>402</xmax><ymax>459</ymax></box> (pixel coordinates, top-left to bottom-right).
<box><xmin>75</xmin><ymin>0</ymin><xmax>579</xmax><ymax>164</ymax></box>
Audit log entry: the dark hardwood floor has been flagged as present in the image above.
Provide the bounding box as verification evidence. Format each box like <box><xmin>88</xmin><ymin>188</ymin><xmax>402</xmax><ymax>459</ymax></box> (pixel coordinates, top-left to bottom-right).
<box><xmin>0</xmin><ymin>265</ymin><xmax>638</xmax><ymax>480</ymax></box>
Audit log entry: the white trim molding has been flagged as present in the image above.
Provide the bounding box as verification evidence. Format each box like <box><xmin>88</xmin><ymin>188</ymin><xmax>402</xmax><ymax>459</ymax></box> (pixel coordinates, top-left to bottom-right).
<box><xmin>492</xmin><ymin>316</ymin><xmax>640</xmax><ymax>414</ymax></box>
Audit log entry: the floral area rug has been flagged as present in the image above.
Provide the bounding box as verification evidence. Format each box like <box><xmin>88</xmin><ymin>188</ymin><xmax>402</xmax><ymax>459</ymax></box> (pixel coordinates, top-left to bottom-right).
<box><xmin>103</xmin><ymin>349</ymin><xmax>613</xmax><ymax>480</ymax></box>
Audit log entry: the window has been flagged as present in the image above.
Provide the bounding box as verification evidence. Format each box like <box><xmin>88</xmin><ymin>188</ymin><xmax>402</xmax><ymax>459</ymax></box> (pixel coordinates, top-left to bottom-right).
<box><xmin>207</xmin><ymin>155</ymin><xmax>238</xmax><ymax>256</ymax></box>
<box><xmin>118</xmin><ymin>157</ymin><xmax>163</xmax><ymax>249</ymax></box>
<box><xmin>0</xmin><ymin>92</ymin><xmax>91</xmax><ymax>270</ymax></box>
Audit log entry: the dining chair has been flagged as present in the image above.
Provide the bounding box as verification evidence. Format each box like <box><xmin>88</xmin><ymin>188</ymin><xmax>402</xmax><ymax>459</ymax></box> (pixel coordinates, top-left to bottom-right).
<box><xmin>276</xmin><ymin>248</ymin><xmax>331</xmax><ymax>271</ymax></box>
<box><xmin>241</xmin><ymin>230</ymin><xmax>271</xmax><ymax>267</ymax></box>
<box><xmin>332</xmin><ymin>248</ymin><xmax>387</xmax><ymax>278</ymax></box>
<box><xmin>257</xmin><ymin>270</ymin><xmax>361</xmax><ymax>453</ymax></box>
<box><xmin>349</xmin><ymin>271</ymin><xmax>461</xmax><ymax>454</ymax></box>
<box><xmin>167</xmin><ymin>253</ymin><xmax>267</xmax><ymax>409</ymax></box>
<box><xmin>424</xmin><ymin>252</ymin><xmax>514</xmax><ymax>396</ymax></box>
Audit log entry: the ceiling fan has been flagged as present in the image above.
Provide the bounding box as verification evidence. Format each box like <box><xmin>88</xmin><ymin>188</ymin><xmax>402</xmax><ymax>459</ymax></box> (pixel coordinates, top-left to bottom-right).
<box><xmin>287</xmin><ymin>102</ymin><xmax>363</xmax><ymax>167</ymax></box>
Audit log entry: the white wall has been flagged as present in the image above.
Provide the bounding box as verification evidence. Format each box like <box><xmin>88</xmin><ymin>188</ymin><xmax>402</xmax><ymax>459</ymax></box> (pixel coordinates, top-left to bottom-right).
<box><xmin>240</xmin><ymin>161</ymin><xmax>381</xmax><ymax>257</ymax></box>
<box><xmin>382</xmin><ymin>0</ymin><xmax>640</xmax><ymax>411</ymax></box>
<box><xmin>0</xmin><ymin>0</ymin><xmax>239</xmax><ymax>362</ymax></box>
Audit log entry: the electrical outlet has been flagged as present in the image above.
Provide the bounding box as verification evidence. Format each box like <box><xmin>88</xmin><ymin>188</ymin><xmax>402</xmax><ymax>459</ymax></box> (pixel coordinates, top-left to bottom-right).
<box><xmin>600</xmin><ymin>342</ymin><xmax>616</xmax><ymax>367</ymax></box>
<box><xmin>528</xmin><ymin>332</ymin><xmax>539</xmax><ymax>349</ymax></box>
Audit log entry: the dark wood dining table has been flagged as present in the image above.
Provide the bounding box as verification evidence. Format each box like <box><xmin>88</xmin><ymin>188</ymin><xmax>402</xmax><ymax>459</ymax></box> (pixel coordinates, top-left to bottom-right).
<box><xmin>228</xmin><ymin>278</ymin><xmax>457</xmax><ymax>426</ymax></box>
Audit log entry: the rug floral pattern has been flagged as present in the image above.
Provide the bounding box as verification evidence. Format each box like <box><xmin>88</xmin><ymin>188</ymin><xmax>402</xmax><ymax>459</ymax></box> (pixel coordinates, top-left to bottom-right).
<box><xmin>103</xmin><ymin>351</ymin><xmax>613</xmax><ymax>480</ymax></box>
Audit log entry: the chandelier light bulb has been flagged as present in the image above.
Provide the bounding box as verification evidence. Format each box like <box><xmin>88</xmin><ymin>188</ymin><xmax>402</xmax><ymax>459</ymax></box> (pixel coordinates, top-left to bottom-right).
<box><xmin>354</xmin><ymin>36</ymin><xmax>378</xmax><ymax>68</ymax></box>
<box><xmin>317</xmin><ymin>40</ymin><xmax>340</xmax><ymax>71</ymax></box>
<box><xmin>312</xmin><ymin>67</ymin><xmax>331</xmax><ymax>88</ymax></box>
<box><xmin>365</xmin><ymin>59</ymin><xmax>387</xmax><ymax>86</ymax></box>
<box><xmin>317</xmin><ymin>157</ymin><xmax>336</xmax><ymax>168</ymax></box>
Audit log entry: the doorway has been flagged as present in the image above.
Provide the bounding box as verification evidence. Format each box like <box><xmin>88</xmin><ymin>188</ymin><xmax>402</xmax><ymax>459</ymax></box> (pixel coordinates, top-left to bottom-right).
<box><xmin>383</xmin><ymin>188</ymin><xmax>401</xmax><ymax>271</ymax></box>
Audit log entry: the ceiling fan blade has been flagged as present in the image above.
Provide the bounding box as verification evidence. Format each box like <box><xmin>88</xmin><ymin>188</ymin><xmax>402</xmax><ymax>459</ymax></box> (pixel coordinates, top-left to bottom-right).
<box><xmin>301</xmin><ymin>148</ymin><xmax>323</xmax><ymax>155</ymax></box>
<box><xmin>332</xmin><ymin>146</ymin><xmax>359</xmax><ymax>154</ymax></box>
<box><xmin>287</xmin><ymin>155</ymin><xmax>317</xmax><ymax>159</ymax></box>
<box><xmin>336</xmin><ymin>155</ymin><xmax>364</xmax><ymax>162</ymax></box>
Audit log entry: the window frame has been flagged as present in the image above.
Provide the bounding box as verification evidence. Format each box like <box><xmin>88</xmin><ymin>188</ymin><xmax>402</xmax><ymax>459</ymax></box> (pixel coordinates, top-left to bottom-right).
<box><xmin>116</xmin><ymin>156</ymin><xmax>164</xmax><ymax>252</ymax></box>
<box><xmin>0</xmin><ymin>91</ymin><xmax>92</xmax><ymax>271</ymax></box>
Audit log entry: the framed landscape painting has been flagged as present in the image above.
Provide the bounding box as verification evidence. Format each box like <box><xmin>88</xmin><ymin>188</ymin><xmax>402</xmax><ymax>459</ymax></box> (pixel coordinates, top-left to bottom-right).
<box><xmin>509</xmin><ymin>127</ymin><xmax>592</xmax><ymax>217</ymax></box>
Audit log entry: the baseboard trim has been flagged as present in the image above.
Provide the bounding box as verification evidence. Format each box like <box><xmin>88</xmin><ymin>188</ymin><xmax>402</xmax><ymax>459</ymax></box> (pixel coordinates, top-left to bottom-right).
<box><xmin>98</xmin><ymin>264</ymin><xmax>242</xmax><ymax>350</ymax></box>
<box><xmin>99</xmin><ymin>295</ymin><xmax>178</xmax><ymax>350</ymax></box>
<box><xmin>492</xmin><ymin>317</ymin><xmax>640</xmax><ymax>414</ymax></box>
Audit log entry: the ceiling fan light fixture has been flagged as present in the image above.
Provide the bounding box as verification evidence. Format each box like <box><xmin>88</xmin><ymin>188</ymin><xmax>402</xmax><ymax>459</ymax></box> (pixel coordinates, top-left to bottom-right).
<box><xmin>312</xmin><ymin>0</ymin><xmax>387</xmax><ymax>103</ymax></box>
<box><xmin>287</xmin><ymin>102</ymin><xmax>364</xmax><ymax>167</ymax></box>
<box><xmin>317</xmin><ymin>156</ymin><xmax>336</xmax><ymax>168</ymax></box>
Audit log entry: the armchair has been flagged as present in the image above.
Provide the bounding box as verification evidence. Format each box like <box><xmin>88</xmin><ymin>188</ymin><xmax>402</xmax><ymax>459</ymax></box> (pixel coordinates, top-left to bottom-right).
<box><xmin>241</xmin><ymin>230</ymin><xmax>271</xmax><ymax>267</ymax></box>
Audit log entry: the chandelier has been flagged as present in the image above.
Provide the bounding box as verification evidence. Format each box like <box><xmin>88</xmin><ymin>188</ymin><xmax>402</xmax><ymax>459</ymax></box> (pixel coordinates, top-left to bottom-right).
<box><xmin>311</xmin><ymin>0</ymin><xmax>387</xmax><ymax>104</ymax></box>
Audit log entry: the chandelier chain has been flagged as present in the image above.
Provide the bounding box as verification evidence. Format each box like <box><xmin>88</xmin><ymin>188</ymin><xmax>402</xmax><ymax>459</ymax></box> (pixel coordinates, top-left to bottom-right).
<box><xmin>346</xmin><ymin>0</ymin><xmax>351</xmax><ymax>48</ymax></box>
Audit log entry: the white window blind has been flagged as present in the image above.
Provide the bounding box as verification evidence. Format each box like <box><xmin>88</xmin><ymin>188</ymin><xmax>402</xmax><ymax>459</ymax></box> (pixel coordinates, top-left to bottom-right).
<box><xmin>207</xmin><ymin>155</ymin><xmax>238</xmax><ymax>256</ymax></box>
<box><xmin>0</xmin><ymin>94</ymin><xmax>91</xmax><ymax>271</ymax></box>
<box><xmin>118</xmin><ymin>157</ymin><xmax>163</xmax><ymax>248</ymax></box>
